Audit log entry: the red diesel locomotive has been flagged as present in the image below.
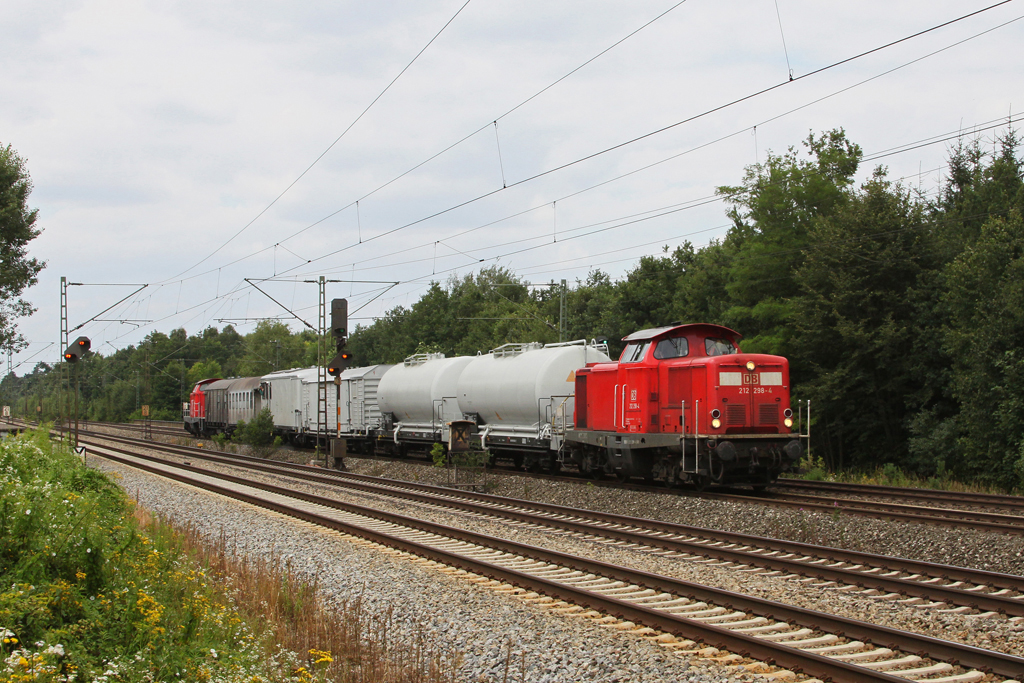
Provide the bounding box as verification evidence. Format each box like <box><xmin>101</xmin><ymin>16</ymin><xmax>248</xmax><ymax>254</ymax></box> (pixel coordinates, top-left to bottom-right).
<box><xmin>565</xmin><ymin>323</ymin><xmax>802</xmax><ymax>488</ymax></box>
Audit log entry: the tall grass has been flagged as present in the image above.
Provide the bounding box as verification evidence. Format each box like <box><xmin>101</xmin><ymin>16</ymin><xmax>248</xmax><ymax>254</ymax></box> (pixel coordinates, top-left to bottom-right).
<box><xmin>0</xmin><ymin>427</ymin><xmax>457</xmax><ymax>683</ymax></box>
<box><xmin>139</xmin><ymin>509</ymin><xmax>457</xmax><ymax>683</ymax></box>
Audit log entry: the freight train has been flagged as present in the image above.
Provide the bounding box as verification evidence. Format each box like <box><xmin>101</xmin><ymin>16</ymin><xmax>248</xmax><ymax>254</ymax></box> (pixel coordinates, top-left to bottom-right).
<box><xmin>182</xmin><ymin>323</ymin><xmax>803</xmax><ymax>488</ymax></box>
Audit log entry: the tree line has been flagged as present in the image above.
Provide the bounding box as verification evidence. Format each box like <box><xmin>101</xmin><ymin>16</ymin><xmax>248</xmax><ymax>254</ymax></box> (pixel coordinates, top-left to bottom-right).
<box><xmin>3</xmin><ymin>128</ymin><xmax>1022</xmax><ymax>490</ymax></box>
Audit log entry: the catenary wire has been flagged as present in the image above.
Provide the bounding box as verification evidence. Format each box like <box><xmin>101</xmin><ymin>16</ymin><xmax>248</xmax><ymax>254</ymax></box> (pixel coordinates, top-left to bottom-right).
<box><xmin>48</xmin><ymin>9</ymin><xmax>1024</xmax><ymax>358</ymax></box>
<box><xmin>157</xmin><ymin>0</ymin><xmax>693</xmax><ymax>288</ymax></box>
<box><xmin>270</xmin><ymin>2</ymin><xmax>1020</xmax><ymax>279</ymax></box>
<box><xmin>160</xmin><ymin>0</ymin><xmax>476</xmax><ymax>284</ymax></box>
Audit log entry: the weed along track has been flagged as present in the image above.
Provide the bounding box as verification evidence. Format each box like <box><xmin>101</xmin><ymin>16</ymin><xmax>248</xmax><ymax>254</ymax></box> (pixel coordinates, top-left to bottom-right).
<box><xmin>73</xmin><ymin>432</ymin><xmax>1024</xmax><ymax>683</ymax></box>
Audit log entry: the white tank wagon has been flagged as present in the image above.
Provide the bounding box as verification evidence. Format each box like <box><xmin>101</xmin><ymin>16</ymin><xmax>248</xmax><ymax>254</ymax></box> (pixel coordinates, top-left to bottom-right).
<box><xmin>377</xmin><ymin>353</ymin><xmax>473</xmax><ymax>447</ymax></box>
<box><xmin>457</xmin><ymin>340</ymin><xmax>610</xmax><ymax>470</ymax></box>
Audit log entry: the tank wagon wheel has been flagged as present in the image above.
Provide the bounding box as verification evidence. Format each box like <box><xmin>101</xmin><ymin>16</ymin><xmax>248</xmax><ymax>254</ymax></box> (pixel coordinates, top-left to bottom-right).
<box><xmin>750</xmin><ymin>473</ymin><xmax>775</xmax><ymax>493</ymax></box>
<box><xmin>692</xmin><ymin>474</ymin><xmax>712</xmax><ymax>492</ymax></box>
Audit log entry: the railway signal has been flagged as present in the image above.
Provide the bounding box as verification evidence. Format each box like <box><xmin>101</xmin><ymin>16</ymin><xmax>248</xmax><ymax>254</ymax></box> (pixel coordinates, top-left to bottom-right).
<box><xmin>63</xmin><ymin>336</ymin><xmax>91</xmax><ymax>362</ymax></box>
<box><xmin>327</xmin><ymin>350</ymin><xmax>353</xmax><ymax>376</ymax></box>
<box><xmin>331</xmin><ymin>298</ymin><xmax>347</xmax><ymax>344</ymax></box>
<box><xmin>61</xmin><ymin>336</ymin><xmax>90</xmax><ymax>448</ymax></box>
<box><xmin>328</xmin><ymin>299</ymin><xmax>351</xmax><ymax>376</ymax></box>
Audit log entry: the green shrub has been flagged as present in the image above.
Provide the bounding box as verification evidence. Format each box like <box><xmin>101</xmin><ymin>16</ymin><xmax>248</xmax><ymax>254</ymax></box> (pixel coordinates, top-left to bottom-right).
<box><xmin>0</xmin><ymin>427</ymin><xmax>276</xmax><ymax>682</ymax></box>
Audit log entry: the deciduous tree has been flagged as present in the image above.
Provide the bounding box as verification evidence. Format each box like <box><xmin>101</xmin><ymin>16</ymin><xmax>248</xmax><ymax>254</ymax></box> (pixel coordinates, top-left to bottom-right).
<box><xmin>0</xmin><ymin>143</ymin><xmax>45</xmax><ymax>353</ymax></box>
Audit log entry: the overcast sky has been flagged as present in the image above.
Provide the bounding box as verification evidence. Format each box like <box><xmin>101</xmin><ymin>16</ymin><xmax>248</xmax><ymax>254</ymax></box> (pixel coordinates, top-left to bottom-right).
<box><xmin>4</xmin><ymin>0</ymin><xmax>1023</xmax><ymax>373</ymax></box>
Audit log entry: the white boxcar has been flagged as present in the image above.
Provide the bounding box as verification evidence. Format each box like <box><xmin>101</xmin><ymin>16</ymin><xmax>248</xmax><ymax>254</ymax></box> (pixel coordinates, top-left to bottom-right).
<box><xmin>377</xmin><ymin>353</ymin><xmax>474</xmax><ymax>443</ymax></box>
<box><xmin>297</xmin><ymin>367</ymin><xmax>331</xmax><ymax>435</ymax></box>
<box><xmin>335</xmin><ymin>364</ymin><xmax>392</xmax><ymax>434</ymax></box>
<box><xmin>261</xmin><ymin>367</ymin><xmax>309</xmax><ymax>435</ymax></box>
<box><xmin>289</xmin><ymin>365</ymin><xmax>393</xmax><ymax>439</ymax></box>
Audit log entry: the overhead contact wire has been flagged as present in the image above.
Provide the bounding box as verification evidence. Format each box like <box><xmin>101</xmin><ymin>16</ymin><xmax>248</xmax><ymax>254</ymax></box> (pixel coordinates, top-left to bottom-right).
<box><xmin>271</xmin><ymin>0</ymin><xmax>1018</xmax><ymax>277</ymax></box>
<box><xmin>161</xmin><ymin>0</ymin><xmax>476</xmax><ymax>284</ymax></box>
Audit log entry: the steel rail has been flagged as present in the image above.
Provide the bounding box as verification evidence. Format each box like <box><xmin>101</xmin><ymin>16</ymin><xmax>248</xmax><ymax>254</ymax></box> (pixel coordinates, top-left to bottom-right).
<box><xmin>735</xmin><ymin>489</ymin><xmax>1024</xmax><ymax>528</ymax></box>
<box><xmin>81</xmin><ymin>440</ymin><xmax>1024</xmax><ymax>680</ymax></box>
<box><xmin>772</xmin><ymin>478</ymin><xmax>1024</xmax><ymax>511</ymax></box>
<box><xmin>74</xmin><ymin>429</ymin><xmax>1024</xmax><ymax>604</ymax></box>
<box><xmin>81</xmin><ymin>420</ymin><xmax>1024</xmax><ymax>525</ymax></box>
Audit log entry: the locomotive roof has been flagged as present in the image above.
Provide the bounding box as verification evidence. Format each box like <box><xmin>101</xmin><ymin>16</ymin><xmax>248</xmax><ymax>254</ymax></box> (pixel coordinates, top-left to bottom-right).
<box><xmin>622</xmin><ymin>323</ymin><xmax>741</xmax><ymax>342</ymax></box>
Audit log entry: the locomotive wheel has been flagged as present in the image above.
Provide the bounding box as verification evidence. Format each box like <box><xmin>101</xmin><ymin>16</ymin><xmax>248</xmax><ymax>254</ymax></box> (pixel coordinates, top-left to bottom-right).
<box><xmin>581</xmin><ymin>451</ymin><xmax>602</xmax><ymax>479</ymax></box>
<box><xmin>692</xmin><ymin>474</ymin><xmax>711</xmax><ymax>492</ymax></box>
<box><xmin>710</xmin><ymin>457</ymin><xmax>725</xmax><ymax>483</ymax></box>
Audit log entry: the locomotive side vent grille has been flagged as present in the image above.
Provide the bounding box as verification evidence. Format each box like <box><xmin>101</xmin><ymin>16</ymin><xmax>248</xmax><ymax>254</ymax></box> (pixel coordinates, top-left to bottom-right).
<box><xmin>726</xmin><ymin>404</ymin><xmax>746</xmax><ymax>426</ymax></box>
<box><xmin>759</xmin><ymin>403</ymin><xmax>779</xmax><ymax>425</ymax></box>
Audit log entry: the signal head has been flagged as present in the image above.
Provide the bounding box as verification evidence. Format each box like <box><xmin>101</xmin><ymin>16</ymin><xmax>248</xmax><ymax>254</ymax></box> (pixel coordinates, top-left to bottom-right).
<box><xmin>327</xmin><ymin>349</ymin><xmax>352</xmax><ymax>376</ymax></box>
<box><xmin>331</xmin><ymin>298</ymin><xmax>348</xmax><ymax>344</ymax></box>
<box><xmin>63</xmin><ymin>336</ymin><xmax>91</xmax><ymax>363</ymax></box>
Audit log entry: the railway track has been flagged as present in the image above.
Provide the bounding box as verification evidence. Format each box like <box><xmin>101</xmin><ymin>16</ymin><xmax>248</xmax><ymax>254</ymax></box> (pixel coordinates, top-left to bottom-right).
<box><xmin>771</xmin><ymin>478</ymin><xmax>1024</xmax><ymax>513</ymax></box>
<box><xmin>63</xmin><ymin>420</ymin><xmax>1024</xmax><ymax>534</ymax></box>
<box><xmin>71</xmin><ymin>434</ymin><xmax>1024</xmax><ymax>683</ymax></box>
<box><xmin>72</xmin><ymin>428</ymin><xmax>1024</xmax><ymax>619</ymax></box>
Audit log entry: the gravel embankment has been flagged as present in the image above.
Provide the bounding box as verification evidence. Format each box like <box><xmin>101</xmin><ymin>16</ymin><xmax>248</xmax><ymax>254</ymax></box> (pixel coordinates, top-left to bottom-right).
<box><xmin>93</xmin><ymin>455</ymin><xmax>762</xmax><ymax>683</ymax></box>
<box><xmin>336</xmin><ymin>455</ymin><xmax>1024</xmax><ymax>579</ymax></box>
<box><xmin>87</xmin><ymin>429</ymin><xmax>1024</xmax><ymax>666</ymax></box>
<box><xmin>160</xmin><ymin>451</ymin><xmax>1024</xmax><ymax>658</ymax></box>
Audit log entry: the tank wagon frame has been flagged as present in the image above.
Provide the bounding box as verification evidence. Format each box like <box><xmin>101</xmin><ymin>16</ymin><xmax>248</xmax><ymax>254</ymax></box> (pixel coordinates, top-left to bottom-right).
<box><xmin>183</xmin><ymin>325</ymin><xmax>804</xmax><ymax>488</ymax></box>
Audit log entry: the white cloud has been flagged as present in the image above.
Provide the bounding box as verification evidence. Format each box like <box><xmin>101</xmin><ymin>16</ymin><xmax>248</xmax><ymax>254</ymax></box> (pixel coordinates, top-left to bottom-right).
<box><xmin>4</xmin><ymin>0</ymin><xmax>1023</xmax><ymax>370</ymax></box>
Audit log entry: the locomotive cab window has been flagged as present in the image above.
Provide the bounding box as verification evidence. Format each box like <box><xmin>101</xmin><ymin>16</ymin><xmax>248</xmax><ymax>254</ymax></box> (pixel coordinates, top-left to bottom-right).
<box><xmin>705</xmin><ymin>338</ymin><xmax>737</xmax><ymax>356</ymax></box>
<box><xmin>653</xmin><ymin>336</ymin><xmax>689</xmax><ymax>360</ymax></box>
<box><xmin>620</xmin><ymin>341</ymin><xmax>650</xmax><ymax>363</ymax></box>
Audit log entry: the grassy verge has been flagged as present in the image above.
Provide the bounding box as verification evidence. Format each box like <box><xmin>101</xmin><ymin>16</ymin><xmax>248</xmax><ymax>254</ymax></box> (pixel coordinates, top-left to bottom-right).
<box><xmin>0</xmin><ymin>427</ymin><xmax>455</xmax><ymax>682</ymax></box>
<box><xmin>789</xmin><ymin>454</ymin><xmax>1020</xmax><ymax>495</ymax></box>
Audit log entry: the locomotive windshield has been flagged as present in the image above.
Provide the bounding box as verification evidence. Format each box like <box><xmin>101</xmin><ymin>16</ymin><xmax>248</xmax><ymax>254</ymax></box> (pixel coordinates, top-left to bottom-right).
<box><xmin>620</xmin><ymin>341</ymin><xmax>650</xmax><ymax>363</ymax></box>
<box><xmin>653</xmin><ymin>336</ymin><xmax>688</xmax><ymax>359</ymax></box>
<box><xmin>705</xmin><ymin>337</ymin><xmax>737</xmax><ymax>356</ymax></box>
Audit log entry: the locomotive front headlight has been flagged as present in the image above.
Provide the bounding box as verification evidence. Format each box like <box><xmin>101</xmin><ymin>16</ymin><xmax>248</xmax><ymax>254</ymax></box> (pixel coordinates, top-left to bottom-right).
<box><xmin>745</xmin><ymin>361</ymin><xmax>756</xmax><ymax>372</ymax></box>
<box><xmin>711</xmin><ymin>418</ymin><xmax>722</xmax><ymax>429</ymax></box>
<box><xmin>784</xmin><ymin>417</ymin><xmax>793</xmax><ymax>428</ymax></box>
<box><xmin>711</xmin><ymin>409</ymin><xmax>721</xmax><ymax>419</ymax></box>
<box><xmin>783</xmin><ymin>408</ymin><xmax>793</xmax><ymax>418</ymax></box>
